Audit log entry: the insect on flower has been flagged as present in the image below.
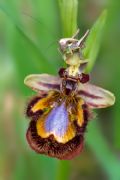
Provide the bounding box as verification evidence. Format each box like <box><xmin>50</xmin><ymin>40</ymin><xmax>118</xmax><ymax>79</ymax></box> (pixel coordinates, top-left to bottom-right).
<box><xmin>24</xmin><ymin>29</ymin><xmax>115</xmax><ymax>160</ymax></box>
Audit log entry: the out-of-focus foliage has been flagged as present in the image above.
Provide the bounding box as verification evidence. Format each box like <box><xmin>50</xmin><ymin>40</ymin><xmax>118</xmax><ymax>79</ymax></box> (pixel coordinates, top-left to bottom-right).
<box><xmin>0</xmin><ymin>0</ymin><xmax>120</xmax><ymax>180</ymax></box>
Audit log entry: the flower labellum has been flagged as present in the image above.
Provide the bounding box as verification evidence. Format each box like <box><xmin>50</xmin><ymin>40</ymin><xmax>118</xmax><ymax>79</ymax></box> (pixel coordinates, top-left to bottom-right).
<box><xmin>24</xmin><ymin>30</ymin><xmax>115</xmax><ymax>160</ymax></box>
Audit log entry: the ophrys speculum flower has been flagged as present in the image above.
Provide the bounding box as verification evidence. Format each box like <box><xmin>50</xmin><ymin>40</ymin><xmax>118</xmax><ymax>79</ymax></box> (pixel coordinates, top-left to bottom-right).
<box><xmin>24</xmin><ymin>30</ymin><xmax>115</xmax><ymax>160</ymax></box>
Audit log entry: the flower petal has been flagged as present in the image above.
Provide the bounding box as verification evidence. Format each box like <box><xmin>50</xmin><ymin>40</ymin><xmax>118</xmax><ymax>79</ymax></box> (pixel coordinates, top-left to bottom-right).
<box><xmin>24</xmin><ymin>74</ymin><xmax>61</xmax><ymax>92</ymax></box>
<box><xmin>26</xmin><ymin>100</ymin><xmax>89</xmax><ymax>159</ymax></box>
<box><xmin>26</xmin><ymin>120</ymin><xmax>84</xmax><ymax>160</ymax></box>
<box><xmin>36</xmin><ymin>102</ymin><xmax>75</xmax><ymax>143</ymax></box>
<box><xmin>78</xmin><ymin>83</ymin><xmax>115</xmax><ymax>108</ymax></box>
<box><xmin>25</xmin><ymin>91</ymin><xmax>58</xmax><ymax>118</ymax></box>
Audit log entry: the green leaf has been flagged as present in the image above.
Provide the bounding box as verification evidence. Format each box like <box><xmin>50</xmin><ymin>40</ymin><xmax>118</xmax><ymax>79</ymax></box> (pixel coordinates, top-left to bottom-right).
<box><xmin>58</xmin><ymin>0</ymin><xmax>78</xmax><ymax>37</ymax></box>
<box><xmin>26</xmin><ymin>0</ymin><xmax>62</xmax><ymax>68</ymax></box>
<box><xmin>0</xmin><ymin>3</ymin><xmax>50</xmax><ymax>68</ymax></box>
<box><xmin>86</xmin><ymin>120</ymin><xmax>120</xmax><ymax>180</ymax></box>
<box><xmin>0</xmin><ymin>3</ymin><xmax>56</xmax><ymax>95</ymax></box>
<box><xmin>84</xmin><ymin>10</ymin><xmax>107</xmax><ymax>72</ymax></box>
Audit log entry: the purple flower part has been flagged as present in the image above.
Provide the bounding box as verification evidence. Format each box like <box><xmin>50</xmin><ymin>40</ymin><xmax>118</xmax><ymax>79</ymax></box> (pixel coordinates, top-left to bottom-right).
<box><xmin>78</xmin><ymin>83</ymin><xmax>115</xmax><ymax>108</ymax></box>
<box><xmin>79</xmin><ymin>73</ymin><xmax>89</xmax><ymax>84</ymax></box>
<box><xmin>45</xmin><ymin>103</ymin><xmax>68</xmax><ymax>137</ymax></box>
<box><xmin>24</xmin><ymin>74</ymin><xmax>61</xmax><ymax>93</ymax></box>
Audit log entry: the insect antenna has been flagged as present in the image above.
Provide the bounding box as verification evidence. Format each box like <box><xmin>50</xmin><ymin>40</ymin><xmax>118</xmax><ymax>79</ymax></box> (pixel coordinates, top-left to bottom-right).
<box><xmin>77</xmin><ymin>29</ymin><xmax>90</xmax><ymax>47</ymax></box>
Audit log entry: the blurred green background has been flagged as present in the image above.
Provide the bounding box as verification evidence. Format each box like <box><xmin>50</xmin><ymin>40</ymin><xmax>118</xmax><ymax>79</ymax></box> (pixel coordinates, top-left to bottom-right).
<box><xmin>0</xmin><ymin>0</ymin><xmax>120</xmax><ymax>180</ymax></box>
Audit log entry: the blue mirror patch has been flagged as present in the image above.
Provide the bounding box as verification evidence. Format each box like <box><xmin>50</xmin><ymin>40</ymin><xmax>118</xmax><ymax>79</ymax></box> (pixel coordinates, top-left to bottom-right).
<box><xmin>45</xmin><ymin>103</ymin><xmax>68</xmax><ymax>137</ymax></box>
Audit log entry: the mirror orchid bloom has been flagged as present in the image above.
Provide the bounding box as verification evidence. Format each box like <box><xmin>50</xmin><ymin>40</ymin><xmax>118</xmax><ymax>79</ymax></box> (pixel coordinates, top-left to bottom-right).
<box><xmin>24</xmin><ymin>30</ymin><xmax>115</xmax><ymax>160</ymax></box>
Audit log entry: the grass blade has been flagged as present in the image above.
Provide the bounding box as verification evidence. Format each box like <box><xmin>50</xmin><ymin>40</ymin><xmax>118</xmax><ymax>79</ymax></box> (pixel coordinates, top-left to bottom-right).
<box><xmin>84</xmin><ymin>10</ymin><xmax>107</xmax><ymax>72</ymax></box>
